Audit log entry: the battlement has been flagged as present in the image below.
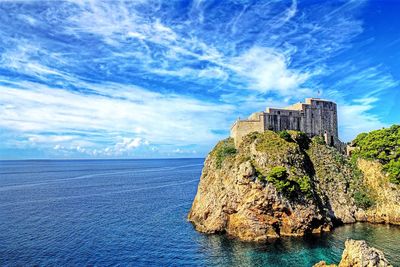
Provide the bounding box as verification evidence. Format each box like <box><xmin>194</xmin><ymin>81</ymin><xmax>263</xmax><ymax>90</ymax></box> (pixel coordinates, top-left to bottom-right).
<box><xmin>231</xmin><ymin>98</ymin><xmax>340</xmax><ymax>148</ymax></box>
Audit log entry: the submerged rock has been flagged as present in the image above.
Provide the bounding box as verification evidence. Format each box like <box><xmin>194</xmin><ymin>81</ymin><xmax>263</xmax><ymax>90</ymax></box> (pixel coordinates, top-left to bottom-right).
<box><xmin>314</xmin><ymin>239</ymin><xmax>393</xmax><ymax>267</ymax></box>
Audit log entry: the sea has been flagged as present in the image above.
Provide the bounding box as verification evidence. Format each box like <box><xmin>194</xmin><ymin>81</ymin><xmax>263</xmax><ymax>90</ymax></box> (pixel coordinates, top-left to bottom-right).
<box><xmin>0</xmin><ymin>159</ymin><xmax>399</xmax><ymax>266</ymax></box>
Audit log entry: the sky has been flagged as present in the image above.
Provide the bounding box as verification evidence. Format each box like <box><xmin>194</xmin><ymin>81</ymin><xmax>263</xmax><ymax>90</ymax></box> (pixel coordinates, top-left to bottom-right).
<box><xmin>0</xmin><ymin>0</ymin><xmax>399</xmax><ymax>159</ymax></box>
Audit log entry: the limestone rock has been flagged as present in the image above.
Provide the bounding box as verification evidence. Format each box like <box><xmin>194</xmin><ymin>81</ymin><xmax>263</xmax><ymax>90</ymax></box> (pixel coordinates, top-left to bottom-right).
<box><xmin>339</xmin><ymin>239</ymin><xmax>392</xmax><ymax>267</ymax></box>
<box><xmin>188</xmin><ymin>132</ymin><xmax>350</xmax><ymax>241</ymax></box>
<box><xmin>356</xmin><ymin>159</ymin><xmax>400</xmax><ymax>225</ymax></box>
<box><xmin>314</xmin><ymin>239</ymin><xmax>392</xmax><ymax>267</ymax></box>
<box><xmin>314</xmin><ymin>261</ymin><xmax>336</xmax><ymax>267</ymax></box>
<box><xmin>188</xmin><ymin>130</ymin><xmax>400</xmax><ymax>242</ymax></box>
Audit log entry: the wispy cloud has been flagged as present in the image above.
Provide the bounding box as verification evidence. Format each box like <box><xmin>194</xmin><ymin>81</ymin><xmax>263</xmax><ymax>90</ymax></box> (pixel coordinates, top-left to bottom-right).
<box><xmin>0</xmin><ymin>80</ymin><xmax>233</xmax><ymax>157</ymax></box>
<box><xmin>0</xmin><ymin>0</ymin><xmax>397</xmax><ymax>158</ymax></box>
<box><xmin>338</xmin><ymin>97</ymin><xmax>387</xmax><ymax>141</ymax></box>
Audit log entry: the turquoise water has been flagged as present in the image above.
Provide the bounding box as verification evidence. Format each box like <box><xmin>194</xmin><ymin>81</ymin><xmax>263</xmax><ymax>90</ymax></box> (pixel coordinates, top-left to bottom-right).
<box><xmin>0</xmin><ymin>159</ymin><xmax>399</xmax><ymax>266</ymax></box>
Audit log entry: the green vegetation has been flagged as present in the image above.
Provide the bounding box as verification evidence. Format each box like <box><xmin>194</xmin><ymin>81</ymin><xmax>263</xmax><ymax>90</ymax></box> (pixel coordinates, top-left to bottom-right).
<box><xmin>265</xmin><ymin>166</ymin><xmax>313</xmax><ymax>198</ymax></box>
<box><xmin>312</xmin><ymin>136</ymin><xmax>326</xmax><ymax>145</ymax></box>
<box><xmin>211</xmin><ymin>138</ymin><xmax>237</xmax><ymax>168</ymax></box>
<box><xmin>383</xmin><ymin>160</ymin><xmax>400</xmax><ymax>184</ymax></box>
<box><xmin>255</xmin><ymin>131</ymin><xmax>297</xmax><ymax>158</ymax></box>
<box><xmin>352</xmin><ymin>125</ymin><xmax>400</xmax><ymax>184</ymax></box>
<box><xmin>353</xmin><ymin>188</ymin><xmax>375</xmax><ymax>209</ymax></box>
<box><xmin>278</xmin><ymin>130</ymin><xmax>293</xmax><ymax>142</ymax></box>
<box><xmin>266</xmin><ymin>167</ymin><xmax>294</xmax><ymax>195</ymax></box>
<box><xmin>297</xmin><ymin>175</ymin><xmax>313</xmax><ymax>198</ymax></box>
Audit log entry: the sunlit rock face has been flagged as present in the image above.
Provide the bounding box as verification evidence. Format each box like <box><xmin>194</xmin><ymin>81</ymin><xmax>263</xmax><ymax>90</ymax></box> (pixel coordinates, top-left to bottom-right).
<box><xmin>355</xmin><ymin>159</ymin><xmax>400</xmax><ymax>225</ymax></box>
<box><xmin>188</xmin><ymin>130</ymin><xmax>400</xmax><ymax>242</ymax></box>
<box><xmin>188</xmin><ymin>131</ymin><xmax>357</xmax><ymax>241</ymax></box>
<box><xmin>314</xmin><ymin>239</ymin><xmax>393</xmax><ymax>267</ymax></box>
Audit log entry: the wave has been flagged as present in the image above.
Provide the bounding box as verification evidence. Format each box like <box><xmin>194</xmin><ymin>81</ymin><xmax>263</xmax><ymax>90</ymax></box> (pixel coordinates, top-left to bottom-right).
<box><xmin>0</xmin><ymin>179</ymin><xmax>199</xmax><ymax>208</ymax></box>
<box><xmin>0</xmin><ymin>163</ymin><xmax>203</xmax><ymax>191</ymax></box>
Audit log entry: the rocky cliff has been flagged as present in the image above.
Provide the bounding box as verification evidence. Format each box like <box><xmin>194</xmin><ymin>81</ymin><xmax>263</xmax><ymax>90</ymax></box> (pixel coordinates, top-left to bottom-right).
<box><xmin>188</xmin><ymin>128</ymin><xmax>399</xmax><ymax>241</ymax></box>
<box><xmin>355</xmin><ymin>159</ymin><xmax>400</xmax><ymax>224</ymax></box>
<box><xmin>314</xmin><ymin>239</ymin><xmax>393</xmax><ymax>267</ymax></box>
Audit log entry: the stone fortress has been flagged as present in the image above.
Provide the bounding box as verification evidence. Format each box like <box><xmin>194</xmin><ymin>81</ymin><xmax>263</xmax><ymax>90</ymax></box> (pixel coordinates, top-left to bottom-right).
<box><xmin>231</xmin><ymin>98</ymin><xmax>341</xmax><ymax>149</ymax></box>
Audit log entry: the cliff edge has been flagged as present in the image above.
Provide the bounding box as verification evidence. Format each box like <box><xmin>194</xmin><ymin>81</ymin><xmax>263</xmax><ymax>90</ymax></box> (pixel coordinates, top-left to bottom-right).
<box><xmin>188</xmin><ymin>126</ymin><xmax>399</xmax><ymax>241</ymax></box>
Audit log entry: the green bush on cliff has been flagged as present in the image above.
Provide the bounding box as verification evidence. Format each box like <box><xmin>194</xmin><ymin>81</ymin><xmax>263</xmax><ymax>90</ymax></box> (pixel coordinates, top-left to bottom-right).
<box><xmin>383</xmin><ymin>160</ymin><xmax>400</xmax><ymax>184</ymax></box>
<box><xmin>266</xmin><ymin>167</ymin><xmax>294</xmax><ymax>195</ymax></box>
<box><xmin>255</xmin><ymin>131</ymin><xmax>297</xmax><ymax>157</ymax></box>
<box><xmin>353</xmin><ymin>188</ymin><xmax>375</xmax><ymax>209</ymax></box>
<box><xmin>278</xmin><ymin>130</ymin><xmax>293</xmax><ymax>142</ymax></box>
<box><xmin>297</xmin><ymin>175</ymin><xmax>313</xmax><ymax>197</ymax></box>
<box><xmin>212</xmin><ymin>138</ymin><xmax>237</xmax><ymax>168</ymax></box>
<box><xmin>266</xmin><ymin>167</ymin><xmax>313</xmax><ymax>198</ymax></box>
<box><xmin>352</xmin><ymin>125</ymin><xmax>400</xmax><ymax>184</ymax></box>
<box><xmin>313</xmin><ymin>136</ymin><xmax>326</xmax><ymax>145</ymax></box>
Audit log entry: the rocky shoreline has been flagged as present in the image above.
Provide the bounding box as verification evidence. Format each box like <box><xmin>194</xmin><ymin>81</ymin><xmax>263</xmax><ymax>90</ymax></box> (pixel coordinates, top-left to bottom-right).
<box><xmin>314</xmin><ymin>239</ymin><xmax>392</xmax><ymax>267</ymax></box>
<box><xmin>188</xmin><ymin>130</ymin><xmax>400</xmax><ymax>241</ymax></box>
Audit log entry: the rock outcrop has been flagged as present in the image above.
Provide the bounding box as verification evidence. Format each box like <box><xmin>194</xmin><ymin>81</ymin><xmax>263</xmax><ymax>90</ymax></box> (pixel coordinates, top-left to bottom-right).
<box><xmin>188</xmin><ymin>131</ymin><xmax>360</xmax><ymax>241</ymax></box>
<box><xmin>314</xmin><ymin>239</ymin><xmax>393</xmax><ymax>267</ymax></box>
<box><xmin>188</xmin><ymin>129</ymin><xmax>400</xmax><ymax>242</ymax></box>
<box><xmin>355</xmin><ymin>159</ymin><xmax>400</xmax><ymax>225</ymax></box>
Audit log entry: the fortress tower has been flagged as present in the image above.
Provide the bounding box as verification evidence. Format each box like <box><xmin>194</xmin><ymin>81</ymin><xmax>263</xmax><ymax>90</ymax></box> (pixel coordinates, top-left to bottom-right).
<box><xmin>231</xmin><ymin>98</ymin><xmax>340</xmax><ymax>148</ymax></box>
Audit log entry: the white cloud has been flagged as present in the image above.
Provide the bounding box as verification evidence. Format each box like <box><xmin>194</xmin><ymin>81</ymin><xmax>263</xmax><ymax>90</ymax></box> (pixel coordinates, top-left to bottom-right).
<box><xmin>115</xmin><ymin>137</ymin><xmax>143</xmax><ymax>151</ymax></box>
<box><xmin>338</xmin><ymin>97</ymin><xmax>387</xmax><ymax>141</ymax></box>
<box><xmin>228</xmin><ymin>47</ymin><xmax>310</xmax><ymax>94</ymax></box>
<box><xmin>0</xmin><ymin>81</ymin><xmax>234</xmax><ymax>156</ymax></box>
<box><xmin>0</xmin><ymin>0</ymin><xmax>395</xmax><ymax>159</ymax></box>
<box><xmin>28</xmin><ymin>135</ymin><xmax>76</xmax><ymax>143</ymax></box>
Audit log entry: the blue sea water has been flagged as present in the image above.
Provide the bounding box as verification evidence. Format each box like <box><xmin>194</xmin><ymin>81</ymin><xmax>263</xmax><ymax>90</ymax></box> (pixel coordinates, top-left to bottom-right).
<box><xmin>0</xmin><ymin>159</ymin><xmax>399</xmax><ymax>266</ymax></box>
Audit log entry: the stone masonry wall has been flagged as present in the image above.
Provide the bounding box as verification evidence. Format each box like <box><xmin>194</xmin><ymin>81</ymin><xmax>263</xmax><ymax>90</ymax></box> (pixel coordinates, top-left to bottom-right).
<box><xmin>231</xmin><ymin>98</ymin><xmax>339</xmax><ymax>148</ymax></box>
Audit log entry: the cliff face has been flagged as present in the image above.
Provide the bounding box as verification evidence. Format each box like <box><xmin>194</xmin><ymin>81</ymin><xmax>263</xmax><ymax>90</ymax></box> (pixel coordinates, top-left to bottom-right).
<box><xmin>188</xmin><ymin>131</ymin><xmax>360</xmax><ymax>241</ymax></box>
<box><xmin>188</xmin><ymin>129</ymin><xmax>400</xmax><ymax>241</ymax></box>
<box><xmin>314</xmin><ymin>239</ymin><xmax>393</xmax><ymax>267</ymax></box>
<box><xmin>356</xmin><ymin>159</ymin><xmax>400</xmax><ymax>225</ymax></box>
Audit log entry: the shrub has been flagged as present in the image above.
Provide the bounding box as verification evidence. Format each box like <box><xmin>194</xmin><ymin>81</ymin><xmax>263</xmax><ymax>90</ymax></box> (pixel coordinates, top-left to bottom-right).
<box><xmin>351</xmin><ymin>125</ymin><xmax>400</xmax><ymax>184</ymax></box>
<box><xmin>212</xmin><ymin>138</ymin><xmax>237</xmax><ymax>168</ymax></box>
<box><xmin>279</xmin><ymin>130</ymin><xmax>293</xmax><ymax>142</ymax></box>
<box><xmin>313</xmin><ymin>136</ymin><xmax>326</xmax><ymax>145</ymax></box>
<box><xmin>353</xmin><ymin>189</ymin><xmax>375</xmax><ymax>209</ymax></box>
<box><xmin>266</xmin><ymin>167</ymin><xmax>313</xmax><ymax>198</ymax></box>
<box><xmin>297</xmin><ymin>175</ymin><xmax>312</xmax><ymax>197</ymax></box>
<box><xmin>383</xmin><ymin>160</ymin><xmax>400</xmax><ymax>184</ymax></box>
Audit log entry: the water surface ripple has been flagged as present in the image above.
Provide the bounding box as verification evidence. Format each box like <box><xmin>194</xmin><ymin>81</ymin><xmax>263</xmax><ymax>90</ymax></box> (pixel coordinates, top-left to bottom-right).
<box><xmin>1</xmin><ymin>159</ymin><xmax>399</xmax><ymax>266</ymax></box>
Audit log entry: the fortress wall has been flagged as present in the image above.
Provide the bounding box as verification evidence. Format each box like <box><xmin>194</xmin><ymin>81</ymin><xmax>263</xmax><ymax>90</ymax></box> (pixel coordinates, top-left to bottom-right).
<box><xmin>230</xmin><ymin>115</ymin><xmax>265</xmax><ymax>147</ymax></box>
<box><xmin>264</xmin><ymin>111</ymin><xmax>302</xmax><ymax>132</ymax></box>
<box><xmin>283</xmin><ymin>102</ymin><xmax>304</xmax><ymax>111</ymax></box>
<box><xmin>303</xmin><ymin>99</ymin><xmax>338</xmax><ymax>145</ymax></box>
<box><xmin>230</xmin><ymin>98</ymin><xmax>340</xmax><ymax>149</ymax></box>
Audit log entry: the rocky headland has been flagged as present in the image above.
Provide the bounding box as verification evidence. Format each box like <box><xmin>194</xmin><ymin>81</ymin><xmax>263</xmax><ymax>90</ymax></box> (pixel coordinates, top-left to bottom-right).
<box><xmin>188</xmin><ymin>125</ymin><xmax>400</xmax><ymax>242</ymax></box>
<box><xmin>314</xmin><ymin>239</ymin><xmax>392</xmax><ymax>267</ymax></box>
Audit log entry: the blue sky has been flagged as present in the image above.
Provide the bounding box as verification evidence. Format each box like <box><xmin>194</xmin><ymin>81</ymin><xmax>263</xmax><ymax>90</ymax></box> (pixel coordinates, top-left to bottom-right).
<box><xmin>0</xmin><ymin>0</ymin><xmax>399</xmax><ymax>159</ymax></box>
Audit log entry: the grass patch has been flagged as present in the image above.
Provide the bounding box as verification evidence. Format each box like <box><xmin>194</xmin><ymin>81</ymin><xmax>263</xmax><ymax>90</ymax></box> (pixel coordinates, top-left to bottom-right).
<box><xmin>211</xmin><ymin>138</ymin><xmax>237</xmax><ymax>169</ymax></box>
